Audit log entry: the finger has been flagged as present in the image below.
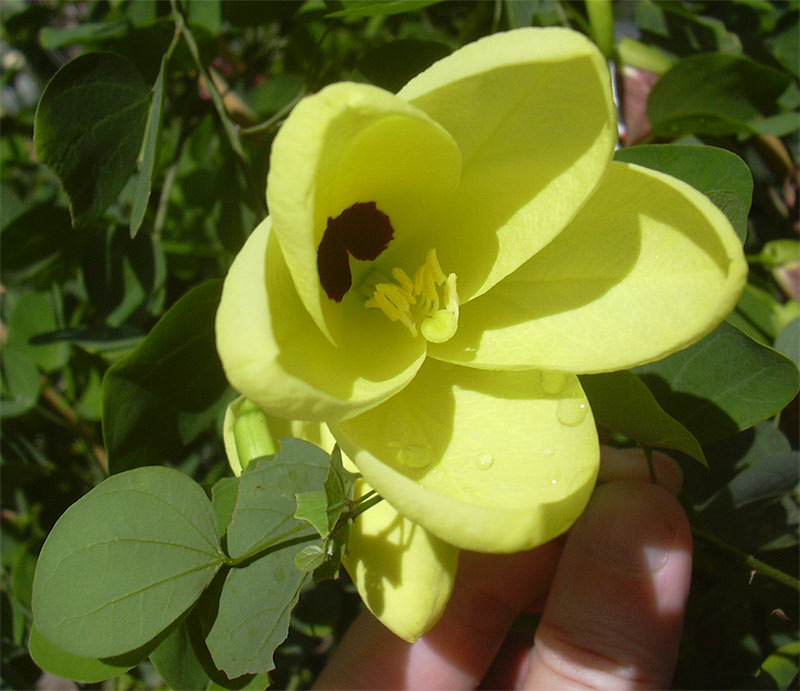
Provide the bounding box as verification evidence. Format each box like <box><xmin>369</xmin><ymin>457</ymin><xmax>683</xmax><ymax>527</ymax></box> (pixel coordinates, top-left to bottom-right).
<box><xmin>524</xmin><ymin>481</ymin><xmax>692</xmax><ymax>689</ymax></box>
<box><xmin>599</xmin><ymin>446</ymin><xmax>683</xmax><ymax>495</ymax></box>
<box><xmin>314</xmin><ymin>542</ymin><xmax>562</xmax><ymax>690</ymax></box>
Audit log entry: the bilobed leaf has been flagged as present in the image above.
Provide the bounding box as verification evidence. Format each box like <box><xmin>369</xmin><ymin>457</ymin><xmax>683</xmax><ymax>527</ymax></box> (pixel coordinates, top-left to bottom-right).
<box><xmin>205</xmin><ymin>547</ymin><xmax>311</xmax><ymax>678</ymax></box>
<box><xmin>226</xmin><ymin>439</ymin><xmax>331</xmax><ymax>560</ymax></box>
<box><xmin>130</xmin><ymin>51</ymin><xmax>167</xmax><ymax>238</ymax></box>
<box><xmin>633</xmin><ymin>322</ymin><xmax>800</xmax><ymax>443</ymax></box>
<box><xmin>614</xmin><ymin>145</ymin><xmax>752</xmax><ymax>242</ymax></box>
<box><xmin>725</xmin><ymin>453</ymin><xmax>800</xmax><ymax>509</ymax></box>
<box><xmin>102</xmin><ymin>280</ymin><xmax>229</xmax><ymax>472</ymax></box>
<box><xmin>149</xmin><ymin>620</ymin><xmax>212</xmax><ymax>691</ymax></box>
<box><xmin>647</xmin><ymin>53</ymin><xmax>792</xmax><ymax>138</ymax></box>
<box><xmin>581</xmin><ymin>371</ymin><xmax>706</xmax><ymax>464</ymax></box>
<box><xmin>34</xmin><ymin>52</ymin><xmax>150</xmax><ymax>227</ymax></box>
<box><xmin>28</xmin><ymin>626</ymin><xmax>136</xmax><ymax>683</ymax></box>
<box><xmin>31</xmin><ymin>467</ymin><xmax>224</xmax><ymax>659</ymax></box>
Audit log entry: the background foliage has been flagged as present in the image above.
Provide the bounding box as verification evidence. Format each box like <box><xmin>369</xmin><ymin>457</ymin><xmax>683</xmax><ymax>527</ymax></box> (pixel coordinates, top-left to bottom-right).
<box><xmin>1</xmin><ymin>0</ymin><xmax>798</xmax><ymax>688</ymax></box>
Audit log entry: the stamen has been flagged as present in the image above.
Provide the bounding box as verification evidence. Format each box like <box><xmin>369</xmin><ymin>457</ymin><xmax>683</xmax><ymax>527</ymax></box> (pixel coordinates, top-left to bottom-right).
<box><xmin>364</xmin><ymin>249</ymin><xmax>460</xmax><ymax>343</ymax></box>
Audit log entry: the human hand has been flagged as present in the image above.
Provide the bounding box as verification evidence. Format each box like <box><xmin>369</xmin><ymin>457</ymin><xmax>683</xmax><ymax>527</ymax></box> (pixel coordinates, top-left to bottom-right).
<box><xmin>314</xmin><ymin>447</ymin><xmax>692</xmax><ymax>690</ymax></box>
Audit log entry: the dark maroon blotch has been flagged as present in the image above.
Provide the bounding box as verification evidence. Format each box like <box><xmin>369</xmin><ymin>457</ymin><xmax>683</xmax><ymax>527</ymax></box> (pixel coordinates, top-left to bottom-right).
<box><xmin>317</xmin><ymin>201</ymin><xmax>394</xmax><ymax>302</ymax></box>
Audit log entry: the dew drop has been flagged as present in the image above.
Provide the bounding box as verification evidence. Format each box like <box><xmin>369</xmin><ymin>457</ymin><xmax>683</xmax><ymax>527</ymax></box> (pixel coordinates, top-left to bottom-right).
<box><xmin>541</xmin><ymin>447</ymin><xmax>554</xmax><ymax>457</ymax></box>
<box><xmin>397</xmin><ymin>444</ymin><xmax>432</xmax><ymax>468</ymax></box>
<box><xmin>476</xmin><ymin>452</ymin><xmax>494</xmax><ymax>470</ymax></box>
<box><xmin>556</xmin><ymin>399</ymin><xmax>588</xmax><ymax>427</ymax></box>
<box><xmin>551</xmin><ymin>479</ymin><xmax>558</xmax><ymax>485</ymax></box>
<box><xmin>541</xmin><ymin>371</ymin><xmax>568</xmax><ymax>394</ymax></box>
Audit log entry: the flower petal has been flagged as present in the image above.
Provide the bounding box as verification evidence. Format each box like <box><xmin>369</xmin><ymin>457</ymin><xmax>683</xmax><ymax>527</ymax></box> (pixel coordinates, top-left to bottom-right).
<box><xmin>267</xmin><ymin>82</ymin><xmax>462</xmax><ymax>342</ymax></box>
<box><xmin>344</xmin><ymin>477</ymin><xmax>458</xmax><ymax>642</ymax></box>
<box><xmin>331</xmin><ymin>359</ymin><xmax>599</xmax><ymax>552</ymax></box>
<box><xmin>216</xmin><ymin>218</ymin><xmax>426</xmax><ymax>422</ymax></box>
<box><xmin>396</xmin><ymin>27</ymin><xmax>617</xmax><ymax>301</ymax></box>
<box><xmin>430</xmin><ymin>161</ymin><xmax>748</xmax><ymax>372</ymax></box>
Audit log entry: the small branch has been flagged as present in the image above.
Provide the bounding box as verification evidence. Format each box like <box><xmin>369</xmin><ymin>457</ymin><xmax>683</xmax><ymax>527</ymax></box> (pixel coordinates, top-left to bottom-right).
<box><xmin>692</xmin><ymin>527</ymin><xmax>800</xmax><ymax>592</ymax></box>
<box><xmin>239</xmin><ymin>90</ymin><xmax>306</xmax><ymax>136</ymax></box>
<box><xmin>348</xmin><ymin>494</ymin><xmax>383</xmax><ymax>521</ymax></box>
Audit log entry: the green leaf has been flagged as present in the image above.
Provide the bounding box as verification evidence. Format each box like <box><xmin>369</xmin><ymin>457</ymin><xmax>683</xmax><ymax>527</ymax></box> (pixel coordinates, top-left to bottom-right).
<box><xmin>749</xmin><ymin>239</ymin><xmax>800</xmax><ymax>268</ymax></box>
<box><xmin>581</xmin><ymin>371</ymin><xmax>706</xmax><ymax>464</ymax></box>
<box><xmin>212</xmin><ymin>477</ymin><xmax>240</xmax><ymax>538</ymax></box>
<box><xmin>326</xmin><ymin>0</ymin><xmax>444</xmax><ymax>18</ymax></box>
<box><xmin>647</xmin><ymin>53</ymin><xmax>792</xmax><ymax>138</ymax></box>
<box><xmin>775</xmin><ymin>318</ymin><xmax>800</xmax><ymax>365</ymax></box>
<box><xmin>130</xmin><ymin>51</ymin><xmax>168</xmax><ymax>238</ymax></box>
<box><xmin>614</xmin><ymin>145</ymin><xmax>752</xmax><ymax>242</ymax></box>
<box><xmin>294</xmin><ymin>544</ymin><xmax>327</xmax><ymax>572</ymax></box>
<box><xmin>356</xmin><ymin>40</ymin><xmax>451</xmax><ymax>93</ymax></box>
<box><xmin>102</xmin><ymin>280</ymin><xmax>229</xmax><ymax>472</ymax></box>
<box><xmin>205</xmin><ymin>548</ymin><xmax>310</xmax><ymax>678</ymax></box>
<box><xmin>294</xmin><ymin>492</ymin><xmax>329</xmax><ymax>538</ymax></box>
<box><xmin>31</xmin><ymin>466</ymin><xmax>224</xmax><ymax>658</ymax></box>
<box><xmin>0</xmin><ymin>346</ymin><xmax>41</xmax><ymax>419</ymax></box>
<box><xmin>38</xmin><ymin>22</ymin><xmax>128</xmax><ymax>49</ymax></box>
<box><xmin>633</xmin><ymin>322</ymin><xmax>800</xmax><ymax>443</ymax></box>
<box><xmin>226</xmin><ymin>439</ymin><xmax>331</xmax><ymax>560</ymax></box>
<box><xmin>755</xmin><ymin>641</ymin><xmax>800</xmax><ymax>690</ymax></box>
<box><xmin>28</xmin><ymin>325</ymin><xmax>144</xmax><ymax>358</ymax></box>
<box><xmin>5</xmin><ymin>290</ymin><xmax>69</xmax><ymax>372</ymax></box>
<box><xmin>34</xmin><ymin>52</ymin><xmax>150</xmax><ymax>227</ymax></box>
<box><xmin>724</xmin><ymin>453</ymin><xmax>800</xmax><ymax>509</ymax></box>
<box><xmin>28</xmin><ymin>626</ymin><xmax>136</xmax><ymax>684</ymax></box>
<box><xmin>149</xmin><ymin>620</ymin><xmax>212</xmax><ymax>691</ymax></box>
<box><xmin>323</xmin><ymin>445</ymin><xmax>357</xmax><ymax>533</ymax></box>
<box><xmin>735</xmin><ymin>283</ymin><xmax>800</xmax><ymax>340</ymax></box>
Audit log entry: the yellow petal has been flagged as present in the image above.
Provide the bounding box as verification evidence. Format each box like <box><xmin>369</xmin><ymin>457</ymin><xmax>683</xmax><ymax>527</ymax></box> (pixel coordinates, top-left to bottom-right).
<box><xmin>344</xmin><ymin>478</ymin><xmax>458</xmax><ymax>642</ymax></box>
<box><xmin>267</xmin><ymin>82</ymin><xmax>462</xmax><ymax>343</ymax></box>
<box><xmin>215</xmin><ymin>218</ymin><xmax>426</xmax><ymax>422</ymax></box>
<box><xmin>430</xmin><ymin>161</ymin><xmax>748</xmax><ymax>372</ymax></box>
<box><xmin>396</xmin><ymin>27</ymin><xmax>617</xmax><ymax>301</ymax></box>
<box><xmin>331</xmin><ymin>359</ymin><xmax>599</xmax><ymax>552</ymax></box>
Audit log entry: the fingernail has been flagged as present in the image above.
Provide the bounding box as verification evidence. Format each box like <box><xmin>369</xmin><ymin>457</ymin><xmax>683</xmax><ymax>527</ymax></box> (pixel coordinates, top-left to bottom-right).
<box><xmin>576</xmin><ymin>482</ymin><xmax>678</xmax><ymax>575</ymax></box>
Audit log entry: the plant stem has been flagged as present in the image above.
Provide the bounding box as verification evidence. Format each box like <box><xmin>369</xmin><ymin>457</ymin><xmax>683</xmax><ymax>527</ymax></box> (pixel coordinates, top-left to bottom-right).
<box><xmin>239</xmin><ymin>90</ymin><xmax>305</xmax><ymax>136</ymax></box>
<box><xmin>692</xmin><ymin>527</ymin><xmax>800</xmax><ymax>592</ymax></box>
<box><xmin>349</xmin><ymin>494</ymin><xmax>383</xmax><ymax>521</ymax></box>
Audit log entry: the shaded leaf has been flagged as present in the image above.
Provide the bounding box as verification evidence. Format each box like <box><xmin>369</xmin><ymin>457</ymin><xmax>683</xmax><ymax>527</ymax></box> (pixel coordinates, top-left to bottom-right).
<box><xmin>39</xmin><ymin>22</ymin><xmax>128</xmax><ymax>50</ymax></box>
<box><xmin>149</xmin><ymin>620</ymin><xmax>212</xmax><ymax>691</ymax></box>
<box><xmin>102</xmin><ymin>280</ymin><xmax>229</xmax><ymax>472</ymax></box>
<box><xmin>634</xmin><ymin>322</ymin><xmax>800</xmax><ymax>443</ymax></box>
<box><xmin>648</xmin><ymin>53</ymin><xmax>792</xmax><ymax>138</ymax></box>
<box><xmin>295</xmin><ymin>544</ymin><xmax>326</xmax><ymax>572</ymax></box>
<box><xmin>0</xmin><ymin>346</ymin><xmax>41</xmax><ymax>419</ymax></box>
<box><xmin>212</xmin><ymin>477</ymin><xmax>240</xmax><ymax>538</ymax></box>
<box><xmin>31</xmin><ymin>466</ymin><xmax>224</xmax><ymax>658</ymax></box>
<box><xmin>581</xmin><ymin>370</ymin><xmax>706</xmax><ymax>463</ymax></box>
<box><xmin>327</xmin><ymin>0</ymin><xmax>444</xmax><ymax>18</ymax></box>
<box><xmin>28</xmin><ymin>626</ymin><xmax>136</xmax><ymax>684</ymax></box>
<box><xmin>726</xmin><ymin>453</ymin><xmax>800</xmax><ymax>509</ymax></box>
<box><xmin>324</xmin><ymin>445</ymin><xmax>357</xmax><ymax>533</ymax></box>
<box><xmin>34</xmin><ymin>52</ymin><xmax>150</xmax><ymax>227</ymax></box>
<box><xmin>357</xmin><ymin>40</ymin><xmax>451</xmax><ymax>93</ymax></box>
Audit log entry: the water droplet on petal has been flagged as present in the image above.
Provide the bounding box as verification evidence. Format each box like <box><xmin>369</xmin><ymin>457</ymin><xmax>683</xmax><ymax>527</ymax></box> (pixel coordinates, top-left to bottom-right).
<box><xmin>542</xmin><ymin>447</ymin><xmax>554</xmax><ymax>457</ymax></box>
<box><xmin>557</xmin><ymin>399</ymin><xmax>588</xmax><ymax>427</ymax></box>
<box><xmin>551</xmin><ymin>479</ymin><xmax>558</xmax><ymax>485</ymax></box>
<box><xmin>397</xmin><ymin>444</ymin><xmax>432</xmax><ymax>468</ymax></box>
<box><xmin>541</xmin><ymin>371</ymin><xmax>568</xmax><ymax>394</ymax></box>
<box><xmin>476</xmin><ymin>453</ymin><xmax>494</xmax><ymax>470</ymax></box>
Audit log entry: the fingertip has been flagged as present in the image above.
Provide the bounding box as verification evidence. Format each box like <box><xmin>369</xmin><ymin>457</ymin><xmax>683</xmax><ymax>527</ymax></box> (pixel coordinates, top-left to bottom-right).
<box><xmin>599</xmin><ymin>446</ymin><xmax>684</xmax><ymax>495</ymax></box>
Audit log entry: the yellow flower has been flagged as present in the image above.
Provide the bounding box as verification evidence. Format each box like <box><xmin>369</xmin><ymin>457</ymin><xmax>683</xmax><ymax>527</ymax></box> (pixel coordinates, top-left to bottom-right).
<box><xmin>216</xmin><ymin>28</ymin><xmax>746</xmax><ymax>641</ymax></box>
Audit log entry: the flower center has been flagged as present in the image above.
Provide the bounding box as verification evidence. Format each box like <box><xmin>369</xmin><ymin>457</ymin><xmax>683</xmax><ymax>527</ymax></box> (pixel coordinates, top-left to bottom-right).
<box><xmin>362</xmin><ymin>248</ymin><xmax>460</xmax><ymax>343</ymax></box>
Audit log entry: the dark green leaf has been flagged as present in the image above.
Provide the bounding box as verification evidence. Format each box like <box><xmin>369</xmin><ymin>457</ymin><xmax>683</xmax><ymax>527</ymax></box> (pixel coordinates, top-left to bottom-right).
<box><xmin>32</xmin><ymin>466</ymin><xmax>224</xmax><ymax>658</ymax></box>
<box><xmin>28</xmin><ymin>626</ymin><xmax>136</xmax><ymax>684</ymax></box>
<box><xmin>327</xmin><ymin>0</ymin><xmax>444</xmax><ymax>18</ymax></box>
<box><xmin>647</xmin><ymin>53</ymin><xmax>792</xmax><ymax>138</ymax></box>
<box><xmin>0</xmin><ymin>346</ymin><xmax>41</xmax><ymax>418</ymax></box>
<box><xmin>581</xmin><ymin>371</ymin><xmax>706</xmax><ymax>463</ymax></box>
<box><xmin>614</xmin><ymin>145</ymin><xmax>752</xmax><ymax>242</ymax></box>
<box><xmin>205</xmin><ymin>547</ymin><xmax>310</xmax><ymax>678</ymax></box>
<box><xmin>130</xmin><ymin>51</ymin><xmax>167</xmax><ymax>238</ymax></box>
<box><xmin>102</xmin><ymin>280</ymin><xmax>229</xmax><ymax>472</ymax></box>
<box><xmin>633</xmin><ymin>322</ymin><xmax>800</xmax><ymax>443</ymax></box>
<box><xmin>34</xmin><ymin>52</ymin><xmax>150</xmax><ymax>227</ymax></box>
<box><xmin>5</xmin><ymin>290</ymin><xmax>69</xmax><ymax>371</ymax></box>
<box><xmin>357</xmin><ymin>40</ymin><xmax>451</xmax><ymax>92</ymax></box>
<box><xmin>226</xmin><ymin>439</ymin><xmax>331</xmax><ymax>560</ymax></box>
<box><xmin>28</xmin><ymin>325</ymin><xmax>144</xmax><ymax>357</ymax></box>
<box><xmin>775</xmin><ymin>318</ymin><xmax>800</xmax><ymax>365</ymax></box>
<box><xmin>755</xmin><ymin>641</ymin><xmax>800</xmax><ymax>690</ymax></box>
<box><xmin>725</xmin><ymin>453</ymin><xmax>800</xmax><ymax>509</ymax></box>
<box><xmin>149</xmin><ymin>620</ymin><xmax>212</xmax><ymax>691</ymax></box>
<box><xmin>38</xmin><ymin>22</ymin><xmax>128</xmax><ymax>50</ymax></box>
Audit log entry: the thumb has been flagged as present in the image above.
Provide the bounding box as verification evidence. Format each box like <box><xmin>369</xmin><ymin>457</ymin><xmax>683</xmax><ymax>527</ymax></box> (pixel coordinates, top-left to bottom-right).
<box><xmin>524</xmin><ymin>481</ymin><xmax>692</xmax><ymax>689</ymax></box>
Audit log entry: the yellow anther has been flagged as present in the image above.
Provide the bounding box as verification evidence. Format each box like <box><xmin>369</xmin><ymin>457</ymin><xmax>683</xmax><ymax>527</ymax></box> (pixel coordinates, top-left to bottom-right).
<box><xmin>363</xmin><ymin>248</ymin><xmax>461</xmax><ymax>343</ymax></box>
